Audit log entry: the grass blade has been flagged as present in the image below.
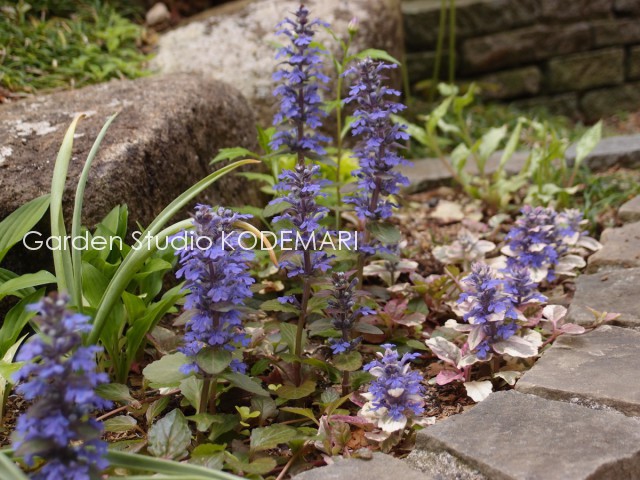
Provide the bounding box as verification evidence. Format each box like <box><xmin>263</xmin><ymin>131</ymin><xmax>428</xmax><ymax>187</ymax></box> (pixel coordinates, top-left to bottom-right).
<box><xmin>71</xmin><ymin>113</ymin><xmax>118</xmax><ymax>312</ymax></box>
<box><xmin>106</xmin><ymin>451</ymin><xmax>242</xmax><ymax>479</ymax></box>
<box><xmin>50</xmin><ymin>114</ymin><xmax>83</xmax><ymax>301</ymax></box>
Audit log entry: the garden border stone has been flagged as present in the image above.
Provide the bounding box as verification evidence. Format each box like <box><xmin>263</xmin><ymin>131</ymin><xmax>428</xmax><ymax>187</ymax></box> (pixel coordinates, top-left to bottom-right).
<box><xmin>516</xmin><ymin>325</ymin><xmax>640</xmax><ymax>416</ymax></box>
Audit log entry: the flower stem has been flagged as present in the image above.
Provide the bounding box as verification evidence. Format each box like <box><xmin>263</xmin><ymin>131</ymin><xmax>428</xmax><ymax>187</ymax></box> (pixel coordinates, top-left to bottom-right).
<box><xmin>294</xmin><ymin>250</ymin><xmax>313</xmax><ymax>385</ymax></box>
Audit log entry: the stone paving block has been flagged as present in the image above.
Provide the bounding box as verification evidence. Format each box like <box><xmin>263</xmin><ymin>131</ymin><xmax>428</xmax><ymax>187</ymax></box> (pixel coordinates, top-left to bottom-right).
<box><xmin>566</xmin><ymin>268</ymin><xmax>640</xmax><ymax>327</ymax></box>
<box><xmin>566</xmin><ymin>134</ymin><xmax>640</xmax><ymax>170</ymax></box>
<box><xmin>416</xmin><ymin>390</ymin><xmax>640</xmax><ymax>480</ymax></box>
<box><xmin>516</xmin><ymin>325</ymin><xmax>640</xmax><ymax>415</ymax></box>
<box><xmin>547</xmin><ymin>48</ymin><xmax>624</xmax><ymax>92</ymax></box>
<box><xmin>586</xmin><ymin>222</ymin><xmax>640</xmax><ymax>272</ymax></box>
<box><xmin>619</xmin><ymin>195</ymin><xmax>640</xmax><ymax>223</ymax></box>
<box><xmin>293</xmin><ymin>452</ymin><xmax>426</xmax><ymax>480</ymax></box>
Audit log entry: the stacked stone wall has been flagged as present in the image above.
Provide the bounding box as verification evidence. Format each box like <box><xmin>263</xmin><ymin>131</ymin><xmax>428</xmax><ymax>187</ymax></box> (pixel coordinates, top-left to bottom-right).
<box><xmin>403</xmin><ymin>0</ymin><xmax>640</xmax><ymax>120</ymax></box>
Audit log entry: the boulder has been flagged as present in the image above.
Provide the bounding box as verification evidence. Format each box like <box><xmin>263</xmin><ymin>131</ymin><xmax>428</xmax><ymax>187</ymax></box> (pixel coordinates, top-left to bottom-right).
<box><xmin>0</xmin><ymin>73</ymin><xmax>261</xmax><ymax>231</ymax></box>
<box><xmin>150</xmin><ymin>0</ymin><xmax>404</xmax><ymax>126</ymax></box>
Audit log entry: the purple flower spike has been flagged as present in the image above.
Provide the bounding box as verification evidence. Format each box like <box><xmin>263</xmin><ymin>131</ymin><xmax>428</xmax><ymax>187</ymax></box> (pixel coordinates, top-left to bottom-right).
<box><xmin>175</xmin><ymin>205</ymin><xmax>255</xmax><ymax>374</ymax></box>
<box><xmin>12</xmin><ymin>294</ymin><xmax>111</xmax><ymax>480</ymax></box>
<box><xmin>344</xmin><ymin>58</ymin><xmax>410</xmax><ymax>222</ymax></box>
<box><xmin>360</xmin><ymin>343</ymin><xmax>425</xmax><ymax>432</ymax></box>
<box><xmin>271</xmin><ymin>4</ymin><xmax>330</xmax><ymax>157</ymax></box>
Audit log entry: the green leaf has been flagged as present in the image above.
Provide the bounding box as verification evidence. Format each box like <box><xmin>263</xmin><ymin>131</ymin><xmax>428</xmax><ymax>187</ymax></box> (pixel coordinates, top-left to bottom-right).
<box><xmin>0</xmin><ymin>194</ymin><xmax>50</xmax><ymax>263</ymax></box>
<box><xmin>574</xmin><ymin>120</ymin><xmax>602</xmax><ymax>167</ymax></box>
<box><xmin>196</xmin><ymin>349</ymin><xmax>232</xmax><ymax>376</ymax></box>
<box><xmin>478</xmin><ymin>126</ymin><xmax>507</xmax><ymax>162</ymax></box>
<box><xmin>81</xmin><ymin>262</ymin><xmax>110</xmax><ymax>307</ymax></box>
<box><xmin>146</xmin><ymin>396</ymin><xmax>170</xmax><ymax>425</ymax></box>
<box><xmin>224</xmin><ymin>453</ymin><xmax>277</xmax><ymax>476</ymax></box>
<box><xmin>106</xmin><ymin>450</ymin><xmax>241</xmax><ymax>479</ymax></box>
<box><xmin>353</xmin><ymin>322</ymin><xmax>384</xmax><ymax>335</ymax></box>
<box><xmin>89</xmin><ymin>158</ymin><xmax>258</xmax><ymax>346</ymax></box>
<box><xmin>279</xmin><ymin>322</ymin><xmax>298</xmax><ymax>353</ymax></box>
<box><xmin>353</xmin><ymin>48</ymin><xmax>401</xmax><ymax>65</ymax></box>
<box><xmin>0</xmin><ymin>289</ymin><xmax>43</xmax><ymax>356</ymax></box>
<box><xmin>261</xmin><ymin>298</ymin><xmax>298</xmax><ymax>314</ymax></box>
<box><xmin>262</xmin><ymin>201</ymin><xmax>289</xmax><ymax>218</ymax></box>
<box><xmin>148</xmin><ymin>409</ymin><xmax>192</xmax><ymax>460</ymax></box>
<box><xmin>275</xmin><ymin>379</ymin><xmax>316</xmax><ymax>400</ymax></box>
<box><xmin>0</xmin><ymin>271</ymin><xmax>56</xmax><ymax>301</ymax></box>
<box><xmin>96</xmin><ymin>383</ymin><xmax>136</xmax><ymax>405</ymax></box>
<box><xmin>222</xmin><ymin>372</ymin><xmax>269</xmax><ymax>396</ymax></box>
<box><xmin>236</xmin><ymin>172</ymin><xmax>275</xmax><ymax>186</ymax></box>
<box><xmin>104</xmin><ymin>415</ymin><xmax>138</xmax><ymax>433</ymax></box>
<box><xmin>180</xmin><ymin>376</ymin><xmax>203</xmax><ymax>411</ymax></box>
<box><xmin>0</xmin><ymin>451</ymin><xmax>29</xmax><ymax>480</ymax></box>
<box><xmin>211</xmin><ymin>147</ymin><xmax>259</xmax><ymax>165</ymax></box>
<box><xmin>367</xmin><ymin>222</ymin><xmax>401</xmax><ymax>245</ymax></box>
<box><xmin>50</xmin><ymin>116</ymin><xmax>82</xmax><ymax>299</ymax></box>
<box><xmin>71</xmin><ymin>114</ymin><xmax>117</xmax><ymax>313</ymax></box>
<box><xmin>142</xmin><ymin>352</ymin><xmax>189</xmax><ymax>388</ymax></box>
<box><xmin>497</xmin><ymin>119</ymin><xmax>524</xmax><ymax>174</ymax></box>
<box><xmin>190</xmin><ymin>444</ymin><xmax>225</xmax><ymax>470</ymax></box>
<box><xmin>250</xmin><ymin>424</ymin><xmax>298</xmax><ymax>453</ymax></box>
<box><xmin>187</xmin><ymin>412</ymin><xmax>218</xmax><ymax>432</ymax></box>
<box><xmin>333</xmin><ymin>350</ymin><xmax>362</xmax><ymax>372</ymax></box>
<box><xmin>280</xmin><ymin>407</ymin><xmax>319</xmax><ymax>426</ymax></box>
<box><xmin>208</xmin><ymin>414</ymin><xmax>240</xmax><ymax>442</ymax></box>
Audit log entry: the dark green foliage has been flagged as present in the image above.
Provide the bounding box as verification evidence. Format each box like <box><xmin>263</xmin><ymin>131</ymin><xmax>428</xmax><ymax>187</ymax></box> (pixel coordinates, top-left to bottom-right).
<box><xmin>0</xmin><ymin>0</ymin><xmax>149</xmax><ymax>93</ymax></box>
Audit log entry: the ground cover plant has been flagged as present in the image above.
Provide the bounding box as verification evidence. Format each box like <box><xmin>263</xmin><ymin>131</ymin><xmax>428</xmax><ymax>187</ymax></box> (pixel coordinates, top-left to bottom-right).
<box><xmin>0</xmin><ymin>3</ymin><xmax>617</xmax><ymax>479</ymax></box>
<box><xmin>0</xmin><ymin>0</ymin><xmax>149</xmax><ymax>93</ymax></box>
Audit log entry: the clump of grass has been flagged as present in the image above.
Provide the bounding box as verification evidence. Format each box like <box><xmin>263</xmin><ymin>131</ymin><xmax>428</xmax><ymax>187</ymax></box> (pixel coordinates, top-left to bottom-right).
<box><xmin>0</xmin><ymin>0</ymin><xmax>150</xmax><ymax>93</ymax></box>
<box><xmin>577</xmin><ymin>167</ymin><xmax>640</xmax><ymax>233</ymax></box>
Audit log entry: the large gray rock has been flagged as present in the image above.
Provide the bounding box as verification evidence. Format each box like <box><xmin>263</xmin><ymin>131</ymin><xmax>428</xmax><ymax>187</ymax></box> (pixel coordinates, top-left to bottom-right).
<box><xmin>516</xmin><ymin>325</ymin><xmax>640</xmax><ymax>416</ymax></box>
<box><xmin>547</xmin><ymin>48</ymin><xmax>624</xmax><ymax>93</ymax></box>
<box><xmin>566</xmin><ymin>268</ymin><xmax>640</xmax><ymax>327</ymax></box>
<box><xmin>566</xmin><ymin>134</ymin><xmax>640</xmax><ymax>170</ymax></box>
<box><xmin>461</xmin><ymin>23</ymin><xmax>592</xmax><ymax>73</ymax></box>
<box><xmin>586</xmin><ymin>222</ymin><xmax>640</xmax><ymax>272</ymax></box>
<box><xmin>0</xmin><ymin>73</ymin><xmax>261</xmax><ymax>230</ymax></box>
<box><xmin>619</xmin><ymin>195</ymin><xmax>640</xmax><ymax>223</ymax></box>
<box><xmin>416</xmin><ymin>390</ymin><xmax>640</xmax><ymax>480</ymax></box>
<box><xmin>580</xmin><ymin>83</ymin><xmax>640</xmax><ymax>122</ymax></box>
<box><xmin>151</xmin><ymin>0</ymin><xmax>404</xmax><ymax>126</ymax></box>
<box><xmin>293</xmin><ymin>453</ymin><xmax>425</xmax><ymax>480</ymax></box>
<box><xmin>402</xmin><ymin>0</ymin><xmax>539</xmax><ymax>52</ymax></box>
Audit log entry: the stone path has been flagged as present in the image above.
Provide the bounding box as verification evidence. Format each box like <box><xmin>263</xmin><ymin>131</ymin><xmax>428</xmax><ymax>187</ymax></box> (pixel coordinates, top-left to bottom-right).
<box><xmin>297</xmin><ymin>194</ymin><xmax>640</xmax><ymax>479</ymax></box>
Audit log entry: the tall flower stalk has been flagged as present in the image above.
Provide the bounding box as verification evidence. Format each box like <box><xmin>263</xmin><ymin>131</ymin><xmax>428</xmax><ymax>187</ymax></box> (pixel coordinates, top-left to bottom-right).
<box><xmin>175</xmin><ymin>205</ymin><xmax>255</xmax><ymax>413</ymax></box>
<box><xmin>344</xmin><ymin>58</ymin><xmax>409</xmax><ymax>285</ymax></box>
<box><xmin>325</xmin><ymin>272</ymin><xmax>369</xmax><ymax>394</ymax></box>
<box><xmin>12</xmin><ymin>294</ymin><xmax>111</xmax><ymax>480</ymax></box>
<box><xmin>269</xmin><ymin>5</ymin><xmax>330</xmax><ymax>384</ymax></box>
